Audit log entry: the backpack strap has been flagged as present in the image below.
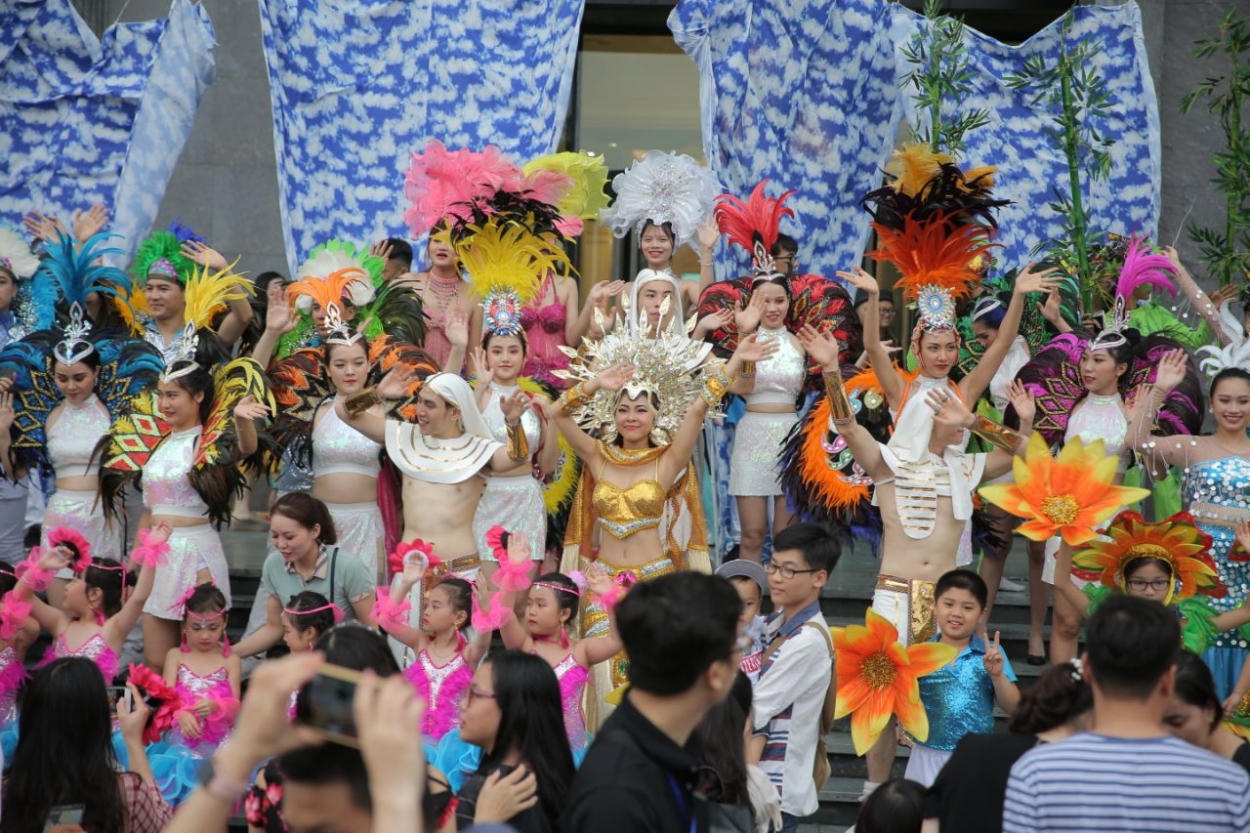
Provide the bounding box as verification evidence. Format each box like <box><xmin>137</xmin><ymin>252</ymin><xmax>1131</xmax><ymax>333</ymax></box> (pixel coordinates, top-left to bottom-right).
<box><xmin>328</xmin><ymin>546</ymin><xmax>340</xmax><ymax>611</ymax></box>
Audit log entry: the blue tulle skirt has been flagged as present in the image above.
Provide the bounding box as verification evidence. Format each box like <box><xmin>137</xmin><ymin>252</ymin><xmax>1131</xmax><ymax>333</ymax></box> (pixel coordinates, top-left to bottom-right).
<box><xmin>429</xmin><ymin>729</ymin><xmax>589</xmax><ymax>793</ymax></box>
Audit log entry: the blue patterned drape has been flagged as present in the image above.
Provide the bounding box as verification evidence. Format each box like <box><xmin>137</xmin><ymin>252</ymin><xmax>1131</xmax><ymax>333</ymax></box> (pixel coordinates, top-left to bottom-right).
<box><xmin>0</xmin><ymin>0</ymin><xmax>216</xmax><ymax>262</ymax></box>
<box><xmin>671</xmin><ymin>0</ymin><xmax>1160</xmax><ymax>282</ymax></box>
<box><xmin>259</xmin><ymin>0</ymin><xmax>586</xmax><ymax>277</ymax></box>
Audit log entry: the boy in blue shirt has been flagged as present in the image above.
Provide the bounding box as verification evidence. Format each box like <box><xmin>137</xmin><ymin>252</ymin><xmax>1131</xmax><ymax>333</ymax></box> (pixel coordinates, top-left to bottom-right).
<box><xmin>905</xmin><ymin>569</ymin><xmax>1020</xmax><ymax>786</ymax></box>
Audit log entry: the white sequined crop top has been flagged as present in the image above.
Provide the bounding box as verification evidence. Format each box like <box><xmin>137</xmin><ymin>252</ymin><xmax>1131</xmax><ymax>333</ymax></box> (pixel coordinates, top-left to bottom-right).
<box><xmin>744</xmin><ymin>328</ymin><xmax>805</xmax><ymax>407</ymax></box>
<box><xmin>47</xmin><ymin>395</ymin><xmax>108</xmax><ymax>478</ymax></box>
<box><xmin>144</xmin><ymin>426</ymin><xmax>210</xmax><ymax>519</ymax></box>
<box><xmin>313</xmin><ymin>401</ymin><xmax>382</xmax><ymax>478</ymax></box>
<box><xmin>1067</xmin><ymin>394</ymin><xmax>1130</xmax><ymax>472</ymax></box>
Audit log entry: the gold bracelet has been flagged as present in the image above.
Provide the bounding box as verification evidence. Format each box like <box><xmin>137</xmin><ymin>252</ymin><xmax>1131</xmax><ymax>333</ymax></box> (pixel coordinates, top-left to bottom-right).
<box><xmin>506</xmin><ymin>420</ymin><xmax>529</xmax><ymax>460</ymax></box>
<box><xmin>823</xmin><ymin>370</ymin><xmax>855</xmax><ymax>426</ymax></box>
<box><xmin>969</xmin><ymin>414</ymin><xmax>1024</xmax><ymax>454</ymax></box>
<box><xmin>344</xmin><ymin>388</ymin><xmax>380</xmax><ymax>417</ymax></box>
<box><xmin>700</xmin><ymin>369</ymin><xmax>733</xmax><ymax>408</ymax></box>
<box><xmin>555</xmin><ymin>381</ymin><xmax>592</xmax><ymax>414</ymax></box>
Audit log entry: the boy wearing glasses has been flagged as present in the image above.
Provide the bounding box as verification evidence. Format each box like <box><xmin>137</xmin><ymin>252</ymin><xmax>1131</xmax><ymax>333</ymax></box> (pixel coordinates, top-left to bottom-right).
<box><xmin>750</xmin><ymin>522</ymin><xmax>840</xmax><ymax>833</ymax></box>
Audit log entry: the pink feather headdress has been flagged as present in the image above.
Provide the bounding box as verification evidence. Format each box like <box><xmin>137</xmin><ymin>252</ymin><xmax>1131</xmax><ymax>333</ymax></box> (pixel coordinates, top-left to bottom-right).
<box><xmin>1115</xmin><ymin>236</ymin><xmax>1177</xmax><ymax>302</ymax></box>
<box><xmin>403</xmin><ymin>140</ymin><xmax>525</xmax><ymax>237</ymax></box>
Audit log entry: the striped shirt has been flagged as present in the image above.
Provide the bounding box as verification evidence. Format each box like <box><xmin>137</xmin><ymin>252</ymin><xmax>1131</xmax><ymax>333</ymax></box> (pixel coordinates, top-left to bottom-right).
<box><xmin>1003</xmin><ymin>733</ymin><xmax>1250</xmax><ymax>832</ymax></box>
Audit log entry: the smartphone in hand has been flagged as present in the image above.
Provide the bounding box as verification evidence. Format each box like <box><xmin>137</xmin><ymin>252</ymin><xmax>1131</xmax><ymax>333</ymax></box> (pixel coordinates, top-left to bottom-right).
<box><xmin>297</xmin><ymin>663</ymin><xmax>370</xmax><ymax>748</ymax></box>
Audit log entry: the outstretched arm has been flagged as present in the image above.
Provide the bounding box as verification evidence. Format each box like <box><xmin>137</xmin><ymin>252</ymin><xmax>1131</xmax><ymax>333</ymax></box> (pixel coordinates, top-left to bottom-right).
<box><xmin>570</xmin><ymin>280</ymin><xmax>625</xmax><ymax>344</ymax></box>
<box><xmin>961</xmin><ymin>265</ymin><xmax>1060</xmax><ymax>404</ymax></box>
<box><xmin>1125</xmin><ymin>349</ymin><xmax>1189</xmax><ymax>475</ymax></box>
<box><xmin>548</xmin><ymin>365</ymin><xmax>636</xmax><ymax>463</ymax></box>
<box><xmin>837</xmin><ymin>267</ymin><xmax>905</xmax><ymax>409</ymax></box>
<box><xmin>335</xmin><ymin>365</ymin><xmax>415</xmax><ymax>445</ymax></box>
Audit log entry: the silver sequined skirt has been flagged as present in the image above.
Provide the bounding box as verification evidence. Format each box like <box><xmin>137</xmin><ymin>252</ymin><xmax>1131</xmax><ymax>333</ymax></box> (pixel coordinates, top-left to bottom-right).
<box><xmin>729</xmin><ymin>411</ymin><xmax>797</xmax><ymax>497</ymax></box>
<box><xmin>325</xmin><ymin>501</ymin><xmax>385</xmax><ymax>584</ymax></box>
<box><xmin>44</xmin><ymin>489</ymin><xmax>123</xmax><ymax>562</ymax></box>
<box><xmin>473</xmin><ymin>475</ymin><xmax>546</xmax><ymax>561</ymax></box>
<box><xmin>144</xmin><ymin>525</ymin><xmax>231</xmax><ymax>620</ymax></box>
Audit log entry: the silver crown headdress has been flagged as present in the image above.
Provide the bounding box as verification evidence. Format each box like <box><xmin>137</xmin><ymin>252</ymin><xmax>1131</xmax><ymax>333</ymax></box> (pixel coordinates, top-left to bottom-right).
<box><xmin>160</xmin><ymin>322</ymin><xmax>201</xmax><ymax>383</ymax></box>
<box><xmin>324</xmin><ymin>302</ymin><xmax>363</xmax><ymax>347</ymax></box>
<box><xmin>52</xmin><ymin>303</ymin><xmax>95</xmax><ymax>366</ymax></box>
<box><xmin>1088</xmin><ymin>295</ymin><xmax>1130</xmax><ymax>352</ymax></box>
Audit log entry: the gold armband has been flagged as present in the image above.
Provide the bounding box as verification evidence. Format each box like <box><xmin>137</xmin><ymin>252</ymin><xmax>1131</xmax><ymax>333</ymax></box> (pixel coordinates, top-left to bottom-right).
<box><xmin>739</xmin><ymin>360</ymin><xmax>756</xmax><ymax>379</ymax></box>
<box><xmin>969</xmin><ymin>414</ymin><xmax>1024</xmax><ymax>454</ymax></box>
<box><xmin>506</xmin><ymin>420</ymin><xmax>529</xmax><ymax>460</ymax></box>
<box><xmin>554</xmin><ymin>381</ymin><xmax>592</xmax><ymax>414</ymax></box>
<box><xmin>823</xmin><ymin>370</ymin><xmax>855</xmax><ymax>426</ymax></box>
<box><xmin>700</xmin><ymin>369</ymin><xmax>733</xmax><ymax>408</ymax></box>
<box><xmin>344</xmin><ymin>388</ymin><xmax>380</xmax><ymax>418</ymax></box>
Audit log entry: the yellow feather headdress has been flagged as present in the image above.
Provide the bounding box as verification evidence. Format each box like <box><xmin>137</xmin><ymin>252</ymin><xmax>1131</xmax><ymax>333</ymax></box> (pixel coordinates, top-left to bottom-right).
<box><xmin>457</xmin><ymin>219</ymin><xmax>569</xmax><ymax>338</ymax></box>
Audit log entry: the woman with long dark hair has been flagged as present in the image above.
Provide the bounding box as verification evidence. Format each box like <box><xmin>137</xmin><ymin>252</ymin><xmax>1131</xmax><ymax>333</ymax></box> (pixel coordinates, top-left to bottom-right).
<box><xmin>455</xmin><ymin>650</ymin><xmax>575</xmax><ymax>832</ymax></box>
<box><xmin>1</xmin><ymin>657</ymin><xmax>169</xmax><ymax>833</ymax></box>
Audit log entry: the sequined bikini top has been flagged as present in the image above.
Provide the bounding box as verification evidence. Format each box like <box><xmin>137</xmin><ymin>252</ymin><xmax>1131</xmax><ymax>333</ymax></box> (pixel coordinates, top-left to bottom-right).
<box><xmin>144</xmin><ymin>426</ymin><xmax>210</xmax><ymax>518</ymax></box>
<box><xmin>48</xmin><ymin>396</ymin><xmax>109</xmax><ymax>477</ymax></box>
<box><xmin>593</xmin><ymin>457</ymin><xmax>665</xmax><ymax>539</ymax></box>
<box><xmin>313</xmin><ymin>400</ymin><xmax>382</xmax><ymax>478</ymax></box>
<box><xmin>176</xmin><ymin>663</ymin><xmax>232</xmax><ymax>700</ymax></box>
<box><xmin>744</xmin><ymin>328</ymin><xmax>804</xmax><ymax>407</ymax></box>
<box><xmin>49</xmin><ymin>632</ymin><xmax>119</xmax><ymax>681</ymax></box>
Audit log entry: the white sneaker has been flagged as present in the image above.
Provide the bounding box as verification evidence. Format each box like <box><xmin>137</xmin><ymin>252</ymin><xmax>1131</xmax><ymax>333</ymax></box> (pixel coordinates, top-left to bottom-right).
<box><xmin>998</xmin><ymin>577</ymin><xmax>1025</xmax><ymax>592</ymax></box>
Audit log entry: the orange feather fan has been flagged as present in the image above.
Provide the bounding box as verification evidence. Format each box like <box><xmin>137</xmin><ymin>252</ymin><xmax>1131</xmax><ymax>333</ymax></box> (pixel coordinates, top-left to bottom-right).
<box><xmin>714</xmin><ymin>179</ymin><xmax>796</xmax><ymax>255</ymax></box>
<box><xmin>867</xmin><ymin>214</ymin><xmax>993</xmax><ymax>303</ymax></box>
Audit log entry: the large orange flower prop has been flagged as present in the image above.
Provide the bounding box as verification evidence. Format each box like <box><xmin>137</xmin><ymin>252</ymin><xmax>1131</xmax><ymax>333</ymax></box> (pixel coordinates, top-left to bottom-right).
<box><xmin>980</xmin><ymin>434</ymin><xmax>1150</xmax><ymax>547</ymax></box>
<box><xmin>1072</xmin><ymin>511</ymin><xmax>1224</xmax><ymax>601</ymax></box>
<box><xmin>832</xmin><ymin>608</ymin><xmax>957</xmax><ymax>755</ymax></box>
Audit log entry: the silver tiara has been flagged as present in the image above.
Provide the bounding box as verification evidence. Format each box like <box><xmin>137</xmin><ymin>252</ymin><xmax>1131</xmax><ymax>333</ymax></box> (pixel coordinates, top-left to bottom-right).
<box><xmin>160</xmin><ymin>321</ymin><xmax>201</xmax><ymax>383</ymax></box>
<box><xmin>324</xmin><ymin>302</ymin><xmax>363</xmax><ymax>347</ymax></box>
<box><xmin>750</xmin><ymin>240</ymin><xmax>786</xmax><ymax>284</ymax></box>
<box><xmin>1089</xmin><ymin>295</ymin><xmax>1129</xmax><ymax>352</ymax></box>
<box><xmin>53</xmin><ymin>303</ymin><xmax>95</xmax><ymax>366</ymax></box>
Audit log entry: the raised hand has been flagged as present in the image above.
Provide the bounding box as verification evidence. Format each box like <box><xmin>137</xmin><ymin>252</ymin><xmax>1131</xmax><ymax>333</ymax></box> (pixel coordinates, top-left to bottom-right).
<box><xmin>1015</xmin><ymin>263</ymin><xmax>1062</xmax><ymax>296</ymax></box>
<box><xmin>401</xmin><ymin>552</ymin><xmax>428</xmax><ymax>585</ymax></box>
<box><xmin>180</xmin><ymin>240</ymin><xmax>228</xmax><ymax>271</ymax></box>
<box><xmin>1006</xmin><ymin>381</ymin><xmax>1035</xmax><ymax>424</ymax></box>
<box><xmin>1152</xmin><ymin>348</ymin><xmax>1188</xmax><ymax>394</ymax></box>
<box><xmin>1236</xmin><ymin>521</ymin><xmax>1250</xmax><ymax>555</ymax></box>
<box><xmin>446</xmin><ymin>304</ymin><xmax>469</xmax><ymax>348</ymax></box>
<box><xmin>23</xmin><ymin>211</ymin><xmax>66</xmax><ymax>244</ymax></box>
<box><xmin>469</xmin><ymin>346</ymin><xmax>494</xmax><ymax>387</ymax></box>
<box><xmin>500</xmin><ymin>390</ymin><xmax>531</xmax><ymax>424</ymax></box>
<box><xmin>693</xmin><ymin>307</ymin><xmax>733</xmax><ymax>340</ymax></box>
<box><xmin>370</xmin><ymin>239</ymin><xmax>394</xmax><ymax>262</ymax></box>
<box><xmin>72</xmin><ymin>204</ymin><xmax>109</xmax><ymax>242</ymax></box>
<box><xmin>835</xmin><ymin>266</ymin><xmax>878</xmax><ymax>295</ymax></box>
<box><xmin>796</xmin><ymin>324</ymin><xmax>840</xmax><ymax>368</ymax></box>
<box><xmin>265</xmin><ymin>283</ymin><xmax>297</xmax><ymax>334</ymax></box>
<box><xmin>588</xmin><ymin>280</ymin><xmax>625</xmax><ymax>308</ymax></box>
<box><xmin>696</xmin><ymin>216</ymin><xmax>721</xmax><ymax>251</ymax></box>
<box><xmin>0</xmin><ymin>392</ymin><xmax>15</xmax><ymax>433</ymax></box>
<box><xmin>234</xmin><ymin>395</ymin><xmax>270</xmax><ymax>422</ymax></box>
<box><xmin>505</xmin><ymin>530</ymin><xmax>532</xmax><ymax>564</ymax></box>
<box><xmin>591</xmin><ymin>364</ymin><xmax>637</xmax><ymax>393</ymax></box>
<box><xmin>733</xmin><ymin>332</ymin><xmax>778</xmax><ymax>364</ymax></box>
<box><xmin>377</xmin><ymin>365</ymin><xmax>419</xmax><ymax>400</ymax></box>
<box><xmin>982</xmin><ymin>630</ymin><xmax>1005</xmax><ymax>678</ymax></box>
<box><xmin>926</xmin><ymin>387</ymin><xmax>973</xmax><ymax>429</ymax></box>
<box><xmin>734</xmin><ymin>292</ymin><xmax>766</xmax><ymax>334</ymax></box>
<box><xmin>149</xmin><ymin>521</ymin><xmax>174</xmax><ymax>548</ymax></box>
<box><xmin>474</xmin><ymin>765</ymin><xmax>539</xmax><ymax>823</ymax></box>
<box><xmin>585</xmin><ymin>564</ymin><xmax>614</xmax><ymax>598</ymax></box>
<box><xmin>1039</xmin><ymin>288</ymin><xmax>1063</xmax><ymax>324</ymax></box>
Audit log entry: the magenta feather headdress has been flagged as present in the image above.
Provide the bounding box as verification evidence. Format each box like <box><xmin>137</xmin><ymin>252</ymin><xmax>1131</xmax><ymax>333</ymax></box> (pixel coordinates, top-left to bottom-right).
<box><xmin>403</xmin><ymin>140</ymin><xmax>525</xmax><ymax>237</ymax></box>
<box><xmin>1115</xmin><ymin>237</ymin><xmax>1177</xmax><ymax>302</ymax></box>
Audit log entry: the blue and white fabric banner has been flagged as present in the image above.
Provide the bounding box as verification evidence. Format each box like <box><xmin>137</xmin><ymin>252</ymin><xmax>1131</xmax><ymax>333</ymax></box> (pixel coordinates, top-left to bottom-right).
<box><xmin>671</xmin><ymin>0</ymin><xmax>1160</xmax><ymax>283</ymax></box>
<box><xmin>259</xmin><ymin>0</ymin><xmax>586</xmax><ymax>277</ymax></box>
<box><xmin>0</xmin><ymin>0</ymin><xmax>216</xmax><ymax>262</ymax></box>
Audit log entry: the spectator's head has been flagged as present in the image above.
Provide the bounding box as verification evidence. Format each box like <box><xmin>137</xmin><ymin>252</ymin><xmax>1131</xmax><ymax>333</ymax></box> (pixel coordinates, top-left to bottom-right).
<box><xmin>282</xmin><ymin>591</ymin><xmax>338</xmax><ymax>653</ymax></box>
<box><xmin>855</xmin><ymin>778</ymin><xmax>925</xmax><ymax>833</ymax></box>
<box><xmin>383</xmin><ymin>237</ymin><xmax>413</xmax><ymax>279</ymax></box>
<box><xmin>766</xmin><ymin>522</ymin><xmax>838</xmax><ymax>612</ymax></box>
<box><xmin>769</xmin><ymin>233</ymin><xmax>799</xmax><ymax>278</ymax></box>
<box><xmin>1009</xmin><ymin>660</ymin><xmax>1094</xmax><ymax>735</ymax></box>
<box><xmin>459</xmin><ymin>651</ymin><xmax>575</xmax><ymax>825</ymax></box>
<box><xmin>1084</xmin><ymin>594</ymin><xmax>1180</xmax><ymax>705</ymax></box>
<box><xmin>716</xmin><ymin>560</ymin><xmax>767</xmax><ymax>627</ymax></box>
<box><xmin>1164</xmin><ymin>650</ymin><xmax>1223</xmax><ymax>750</ymax></box>
<box><xmin>4</xmin><ymin>658</ymin><xmax>126</xmax><ymax>831</ymax></box>
<box><xmin>617</xmin><ymin>573</ymin><xmax>741</xmax><ymax>705</ymax></box>
<box><xmin>281</xmin><ymin>627</ymin><xmax>405</xmax><ymax>832</ymax></box>
<box><xmin>693</xmin><ymin>672</ymin><xmax>751</xmax><ymax>809</ymax></box>
<box><xmin>934</xmin><ymin>569</ymin><xmax>988</xmax><ymax>642</ymax></box>
<box><xmin>270</xmin><ymin>493</ymin><xmax>338</xmax><ymax>564</ymax></box>
<box><xmin>253</xmin><ymin>270</ymin><xmax>287</xmax><ymax>296</ymax></box>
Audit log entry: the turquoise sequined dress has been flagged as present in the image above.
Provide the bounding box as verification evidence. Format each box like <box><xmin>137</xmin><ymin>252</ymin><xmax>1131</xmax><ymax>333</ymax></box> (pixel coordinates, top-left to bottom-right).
<box><xmin>1188</xmin><ymin>455</ymin><xmax>1250</xmax><ymax>697</ymax></box>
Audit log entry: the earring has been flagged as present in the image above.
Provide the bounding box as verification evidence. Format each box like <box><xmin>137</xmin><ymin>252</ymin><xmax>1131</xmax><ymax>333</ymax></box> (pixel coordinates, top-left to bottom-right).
<box><xmin>222</xmin><ymin>634</ymin><xmax>231</xmax><ymax>658</ymax></box>
<box><xmin>559</xmin><ymin>623</ymin><xmax>569</xmax><ymax>649</ymax></box>
<box><xmin>180</xmin><ymin>631</ymin><xmax>190</xmax><ymax>653</ymax></box>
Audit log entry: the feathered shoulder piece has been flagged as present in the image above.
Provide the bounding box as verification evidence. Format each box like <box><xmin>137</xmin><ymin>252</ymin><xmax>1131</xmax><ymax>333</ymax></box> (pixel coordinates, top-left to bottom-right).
<box><xmin>522</xmin><ymin>151</ymin><xmax>612</xmax><ymax>238</ymax></box>
<box><xmin>357</xmin><ymin>279</ymin><xmax>426</xmax><ymax>347</ymax></box>
<box><xmin>458</xmin><ymin>220</ymin><xmax>568</xmax><ymax>338</ymax></box>
<box><xmin>131</xmin><ymin>228</ymin><xmax>196</xmax><ymax>285</ymax></box>
<box><xmin>1115</xmin><ymin>237</ymin><xmax>1177</xmax><ymax>302</ymax></box>
<box><xmin>0</xmin><ymin>225</ymin><xmax>39</xmax><ymax>280</ymax></box>
<box><xmin>869</xmin><ymin>215</ymin><xmax>993</xmax><ymax>330</ymax></box>
<box><xmin>403</xmin><ymin>140</ymin><xmax>525</xmax><ymax>237</ymax></box>
<box><xmin>265</xmin><ymin>348</ymin><xmax>331</xmax><ymax>470</ymax></box>
<box><xmin>184</xmin><ymin>264</ymin><xmax>254</xmax><ymax>332</ymax></box>
<box><xmin>862</xmin><ymin>143</ymin><xmax>1008</xmax><ymax>233</ymax></box>
<box><xmin>1124</xmin><ymin>333</ymin><xmax>1205</xmax><ymax>438</ymax></box>
<box><xmin>90</xmin><ymin>333</ymin><xmax>164</xmax><ymax>421</ymax></box>
<box><xmin>715</xmin><ymin>180</ymin><xmax>795</xmax><ymax>281</ymax></box>
<box><xmin>598</xmin><ymin>150</ymin><xmax>721</xmax><ymax>245</ymax></box>
<box><xmin>100</xmin><ymin>391</ymin><xmax>167</xmax><ymax>519</ymax></box>
<box><xmin>34</xmin><ymin>233</ymin><xmax>134</xmax><ymax>330</ymax></box>
<box><xmin>368</xmin><ymin>334</ymin><xmax>440</xmax><ymax>423</ymax></box>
